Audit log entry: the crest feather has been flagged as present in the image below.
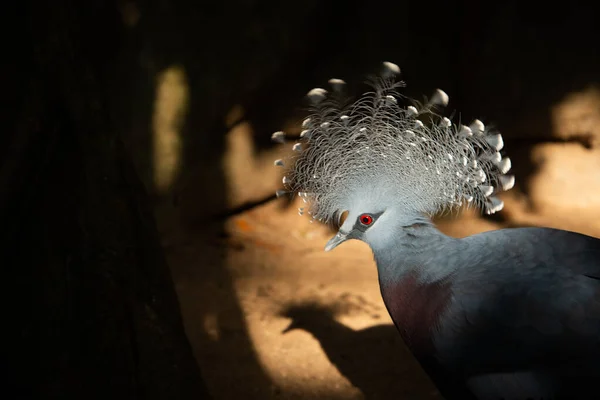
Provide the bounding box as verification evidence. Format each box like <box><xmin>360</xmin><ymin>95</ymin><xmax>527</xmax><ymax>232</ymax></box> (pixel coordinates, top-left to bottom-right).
<box><xmin>273</xmin><ymin>62</ymin><xmax>514</xmax><ymax>223</ymax></box>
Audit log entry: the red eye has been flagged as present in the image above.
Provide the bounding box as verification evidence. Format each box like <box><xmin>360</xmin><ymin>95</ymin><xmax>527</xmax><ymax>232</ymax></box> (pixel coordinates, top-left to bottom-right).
<box><xmin>359</xmin><ymin>214</ymin><xmax>373</xmax><ymax>226</ymax></box>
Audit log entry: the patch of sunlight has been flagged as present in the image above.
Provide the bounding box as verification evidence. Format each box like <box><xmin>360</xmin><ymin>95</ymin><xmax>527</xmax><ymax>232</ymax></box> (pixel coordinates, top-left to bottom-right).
<box><xmin>531</xmin><ymin>86</ymin><xmax>600</xmax><ymax>215</ymax></box>
<box><xmin>247</xmin><ymin>313</ymin><xmax>361</xmax><ymax>397</ymax></box>
<box><xmin>202</xmin><ymin>312</ymin><xmax>220</xmax><ymax>341</ymax></box>
<box><xmin>224</xmin><ymin>104</ymin><xmax>245</xmax><ymax>129</ymax></box>
<box><xmin>528</xmin><ymin>143</ymin><xmax>600</xmax><ymax>227</ymax></box>
<box><xmin>152</xmin><ymin>65</ymin><xmax>188</xmax><ymax>194</ymax></box>
<box><xmin>551</xmin><ymin>85</ymin><xmax>600</xmax><ymax>144</ymax></box>
<box><xmin>221</xmin><ymin>119</ymin><xmax>289</xmax><ymax>207</ymax></box>
<box><xmin>511</xmin><ymin>85</ymin><xmax>600</xmax><ymax>235</ymax></box>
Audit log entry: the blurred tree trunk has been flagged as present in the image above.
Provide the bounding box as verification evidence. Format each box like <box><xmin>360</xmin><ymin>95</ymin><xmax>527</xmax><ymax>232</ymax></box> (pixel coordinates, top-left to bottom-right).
<box><xmin>2</xmin><ymin>1</ymin><xmax>210</xmax><ymax>398</ymax></box>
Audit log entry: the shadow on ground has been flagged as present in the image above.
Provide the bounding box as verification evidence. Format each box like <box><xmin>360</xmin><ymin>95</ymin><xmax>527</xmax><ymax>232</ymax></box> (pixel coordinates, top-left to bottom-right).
<box><xmin>281</xmin><ymin>303</ymin><xmax>439</xmax><ymax>400</ymax></box>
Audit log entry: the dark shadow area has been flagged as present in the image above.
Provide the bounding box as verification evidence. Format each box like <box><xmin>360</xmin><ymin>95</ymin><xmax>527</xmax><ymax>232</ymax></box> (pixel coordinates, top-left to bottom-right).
<box><xmin>280</xmin><ymin>303</ymin><xmax>441</xmax><ymax>400</ymax></box>
<box><xmin>3</xmin><ymin>1</ymin><xmax>209</xmax><ymax>398</ymax></box>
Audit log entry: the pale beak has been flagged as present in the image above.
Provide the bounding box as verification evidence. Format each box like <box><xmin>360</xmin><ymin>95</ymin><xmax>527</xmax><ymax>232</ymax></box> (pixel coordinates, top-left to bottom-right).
<box><xmin>325</xmin><ymin>231</ymin><xmax>349</xmax><ymax>252</ymax></box>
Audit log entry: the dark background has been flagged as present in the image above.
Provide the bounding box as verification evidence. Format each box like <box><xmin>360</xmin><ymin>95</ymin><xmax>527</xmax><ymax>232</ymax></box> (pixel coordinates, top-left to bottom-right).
<box><xmin>2</xmin><ymin>0</ymin><xmax>598</xmax><ymax>398</ymax></box>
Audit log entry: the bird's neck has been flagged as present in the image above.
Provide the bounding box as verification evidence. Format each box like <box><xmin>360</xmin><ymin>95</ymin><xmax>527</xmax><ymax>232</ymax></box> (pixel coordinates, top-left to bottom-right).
<box><xmin>372</xmin><ymin>218</ymin><xmax>460</xmax><ymax>284</ymax></box>
<box><xmin>371</xmin><ymin>219</ymin><xmax>458</xmax><ymax>355</ymax></box>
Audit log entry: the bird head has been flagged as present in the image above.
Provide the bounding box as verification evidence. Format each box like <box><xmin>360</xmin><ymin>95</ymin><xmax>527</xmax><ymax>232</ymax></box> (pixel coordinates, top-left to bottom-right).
<box><xmin>326</xmin><ymin>209</ymin><xmax>399</xmax><ymax>252</ymax></box>
<box><xmin>272</xmin><ymin>61</ymin><xmax>515</xmax><ymax>250</ymax></box>
<box><xmin>325</xmin><ymin>209</ymin><xmax>382</xmax><ymax>252</ymax></box>
<box><xmin>324</xmin><ymin>187</ymin><xmax>420</xmax><ymax>251</ymax></box>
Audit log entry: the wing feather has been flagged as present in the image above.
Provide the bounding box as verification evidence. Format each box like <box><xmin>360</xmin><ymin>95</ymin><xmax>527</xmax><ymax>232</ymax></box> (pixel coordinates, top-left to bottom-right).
<box><xmin>434</xmin><ymin>227</ymin><xmax>600</xmax><ymax>399</ymax></box>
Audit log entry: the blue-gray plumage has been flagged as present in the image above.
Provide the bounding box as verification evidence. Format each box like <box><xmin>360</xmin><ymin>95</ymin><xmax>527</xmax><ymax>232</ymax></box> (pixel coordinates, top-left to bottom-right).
<box><xmin>326</xmin><ymin>212</ymin><xmax>600</xmax><ymax>400</ymax></box>
<box><xmin>274</xmin><ymin>61</ymin><xmax>600</xmax><ymax>399</ymax></box>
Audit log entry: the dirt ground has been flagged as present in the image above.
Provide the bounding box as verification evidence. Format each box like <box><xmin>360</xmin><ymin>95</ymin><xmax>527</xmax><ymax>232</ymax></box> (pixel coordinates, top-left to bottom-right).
<box><xmin>163</xmin><ymin>200</ymin><xmax>442</xmax><ymax>399</ymax></box>
<box><xmin>149</xmin><ymin>119</ymin><xmax>600</xmax><ymax>399</ymax></box>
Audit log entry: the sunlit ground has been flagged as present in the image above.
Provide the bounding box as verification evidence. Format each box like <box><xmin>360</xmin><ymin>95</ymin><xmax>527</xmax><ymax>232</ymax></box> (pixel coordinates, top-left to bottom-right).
<box><xmin>149</xmin><ymin>73</ymin><xmax>600</xmax><ymax>398</ymax></box>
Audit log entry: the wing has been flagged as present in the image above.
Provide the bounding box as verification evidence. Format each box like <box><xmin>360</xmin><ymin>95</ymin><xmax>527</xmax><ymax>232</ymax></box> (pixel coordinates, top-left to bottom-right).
<box><xmin>466</xmin><ymin>370</ymin><xmax>554</xmax><ymax>400</ymax></box>
<box><xmin>487</xmin><ymin>226</ymin><xmax>600</xmax><ymax>279</ymax></box>
<box><xmin>434</xmin><ymin>227</ymin><xmax>600</xmax><ymax>399</ymax></box>
<box><xmin>540</xmin><ymin>228</ymin><xmax>600</xmax><ymax>280</ymax></box>
<box><xmin>466</xmin><ymin>369</ymin><xmax>599</xmax><ymax>400</ymax></box>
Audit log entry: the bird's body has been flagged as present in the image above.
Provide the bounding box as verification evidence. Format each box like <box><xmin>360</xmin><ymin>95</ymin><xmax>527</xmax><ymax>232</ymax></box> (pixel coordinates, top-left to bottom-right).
<box><xmin>274</xmin><ymin>61</ymin><xmax>600</xmax><ymax>399</ymax></box>
<box><xmin>374</xmin><ymin>220</ymin><xmax>600</xmax><ymax>399</ymax></box>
